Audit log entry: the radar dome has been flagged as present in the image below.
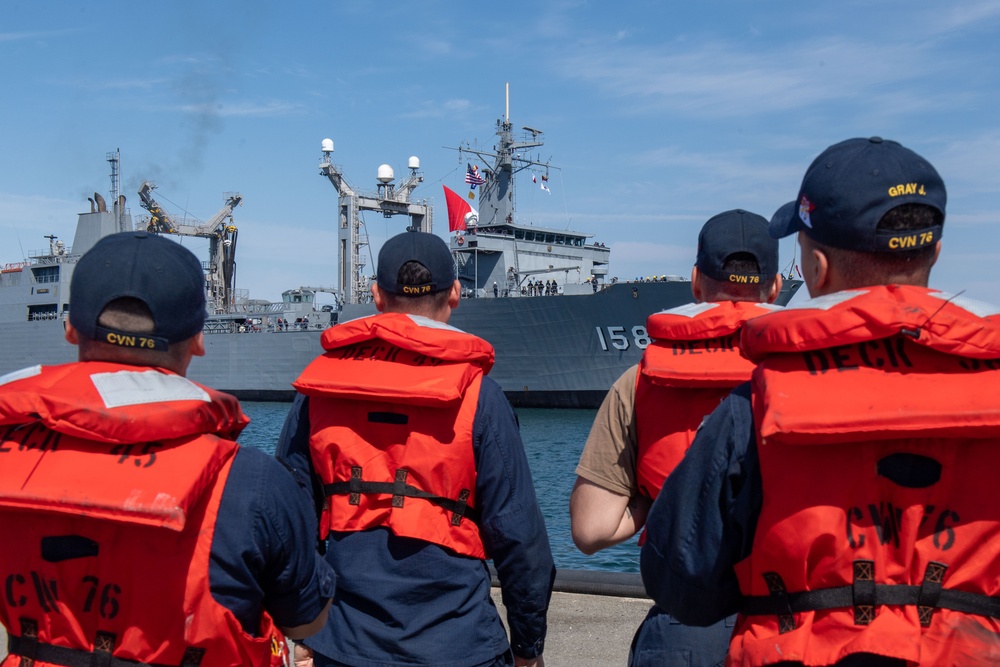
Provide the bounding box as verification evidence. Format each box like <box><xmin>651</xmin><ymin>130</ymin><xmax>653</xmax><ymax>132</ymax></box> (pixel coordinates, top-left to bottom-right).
<box><xmin>377</xmin><ymin>164</ymin><xmax>395</xmax><ymax>183</ymax></box>
<box><xmin>408</xmin><ymin>156</ymin><xmax>420</xmax><ymax>170</ymax></box>
<box><xmin>321</xmin><ymin>138</ymin><xmax>334</xmax><ymax>153</ymax></box>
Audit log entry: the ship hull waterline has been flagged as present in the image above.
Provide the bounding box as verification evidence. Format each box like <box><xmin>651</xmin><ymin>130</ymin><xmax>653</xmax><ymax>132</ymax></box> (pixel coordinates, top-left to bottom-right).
<box><xmin>0</xmin><ymin>280</ymin><xmax>799</xmax><ymax>409</ymax></box>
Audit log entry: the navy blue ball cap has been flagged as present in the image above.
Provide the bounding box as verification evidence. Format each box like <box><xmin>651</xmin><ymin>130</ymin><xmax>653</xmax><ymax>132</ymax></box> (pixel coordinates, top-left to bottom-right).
<box><xmin>377</xmin><ymin>231</ymin><xmax>456</xmax><ymax>296</ymax></box>
<box><xmin>770</xmin><ymin>137</ymin><xmax>946</xmax><ymax>252</ymax></box>
<box><xmin>696</xmin><ymin>209</ymin><xmax>779</xmax><ymax>283</ymax></box>
<box><xmin>70</xmin><ymin>232</ymin><xmax>206</xmax><ymax>350</ymax></box>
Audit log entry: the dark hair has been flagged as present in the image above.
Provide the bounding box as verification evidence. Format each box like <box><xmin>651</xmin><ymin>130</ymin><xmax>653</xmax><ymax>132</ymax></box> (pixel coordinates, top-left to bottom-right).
<box><xmin>76</xmin><ymin>297</ymin><xmax>193</xmax><ymax>368</ymax></box>
<box><xmin>397</xmin><ymin>260</ymin><xmax>433</xmax><ymax>288</ymax></box>
<box><xmin>818</xmin><ymin>204</ymin><xmax>941</xmax><ymax>286</ymax></box>
<box><xmin>97</xmin><ymin>297</ymin><xmax>155</xmax><ymax>333</ymax></box>
<box><xmin>699</xmin><ymin>252</ymin><xmax>776</xmax><ymax>302</ymax></box>
<box><xmin>380</xmin><ymin>261</ymin><xmax>452</xmax><ymax>311</ymax></box>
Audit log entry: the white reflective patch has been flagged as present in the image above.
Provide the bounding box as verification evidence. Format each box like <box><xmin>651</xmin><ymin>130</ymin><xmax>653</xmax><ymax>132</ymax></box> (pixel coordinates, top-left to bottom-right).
<box><xmin>783</xmin><ymin>289</ymin><xmax>869</xmax><ymax>311</ymax></box>
<box><xmin>0</xmin><ymin>365</ymin><xmax>42</xmax><ymax>387</ymax></box>
<box><xmin>929</xmin><ymin>291</ymin><xmax>1000</xmax><ymax>318</ymax></box>
<box><xmin>406</xmin><ymin>313</ymin><xmax>464</xmax><ymax>332</ymax></box>
<box><xmin>654</xmin><ymin>302</ymin><xmax>720</xmax><ymax>319</ymax></box>
<box><xmin>753</xmin><ymin>303</ymin><xmax>784</xmax><ymax>313</ymax></box>
<box><xmin>91</xmin><ymin>371</ymin><xmax>210</xmax><ymax>409</ymax></box>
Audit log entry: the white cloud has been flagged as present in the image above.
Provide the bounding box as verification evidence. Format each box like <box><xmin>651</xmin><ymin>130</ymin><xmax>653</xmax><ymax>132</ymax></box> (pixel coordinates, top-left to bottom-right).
<box><xmin>552</xmin><ymin>32</ymin><xmax>972</xmax><ymax>119</ymax></box>
<box><xmin>0</xmin><ymin>28</ymin><xmax>77</xmax><ymax>43</ymax></box>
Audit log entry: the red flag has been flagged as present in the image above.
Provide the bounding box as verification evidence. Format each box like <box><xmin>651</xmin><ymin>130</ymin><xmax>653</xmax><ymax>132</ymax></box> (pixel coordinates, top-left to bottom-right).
<box><xmin>443</xmin><ymin>185</ymin><xmax>478</xmax><ymax>232</ymax></box>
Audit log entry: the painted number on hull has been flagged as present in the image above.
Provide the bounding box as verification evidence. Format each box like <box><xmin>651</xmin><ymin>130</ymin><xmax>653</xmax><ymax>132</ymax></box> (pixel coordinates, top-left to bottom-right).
<box><xmin>595</xmin><ymin>326</ymin><xmax>650</xmax><ymax>351</ymax></box>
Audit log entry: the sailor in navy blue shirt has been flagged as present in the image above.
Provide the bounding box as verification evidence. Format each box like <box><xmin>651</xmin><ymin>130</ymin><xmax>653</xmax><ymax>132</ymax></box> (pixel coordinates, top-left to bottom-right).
<box><xmin>276</xmin><ymin>231</ymin><xmax>553</xmax><ymax>667</ymax></box>
<box><xmin>277</xmin><ymin>383</ymin><xmax>554</xmax><ymax>667</ymax></box>
<box><xmin>641</xmin><ymin>136</ymin><xmax>957</xmax><ymax>667</ymax></box>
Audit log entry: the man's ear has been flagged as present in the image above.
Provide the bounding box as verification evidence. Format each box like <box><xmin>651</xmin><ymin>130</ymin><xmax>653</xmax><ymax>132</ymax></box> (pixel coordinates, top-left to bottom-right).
<box><xmin>189</xmin><ymin>332</ymin><xmax>206</xmax><ymax>357</ymax></box>
<box><xmin>766</xmin><ymin>274</ymin><xmax>783</xmax><ymax>304</ymax></box>
<box><xmin>64</xmin><ymin>320</ymin><xmax>80</xmax><ymax>345</ymax></box>
<box><xmin>690</xmin><ymin>266</ymin><xmax>704</xmax><ymax>302</ymax></box>
<box><xmin>809</xmin><ymin>246</ymin><xmax>832</xmax><ymax>294</ymax></box>
<box><xmin>930</xmin><ymin>240</ymin><xmax>942</xmax><ymax>268</ymax></box>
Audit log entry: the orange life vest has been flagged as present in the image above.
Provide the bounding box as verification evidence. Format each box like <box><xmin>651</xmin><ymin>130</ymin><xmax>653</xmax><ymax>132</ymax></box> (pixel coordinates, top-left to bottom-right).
<box><xmin>0</xmin><ymin>362</ymin><xmax>286</xmax><ymax>667</ymax></box>
<box><xmin>730</xmin><ymin>286</ymin><xmax>1000</xmax><ymax>666</ymax></box>
<box><xmin>293</xmin><ymin>313</ymin><xmax>496</xmax><ymax>559</ymax></box>
<box><xmin>635</xmin><ymin>301</ymin><xmax>778</xmax><ymax>498</ymax></box>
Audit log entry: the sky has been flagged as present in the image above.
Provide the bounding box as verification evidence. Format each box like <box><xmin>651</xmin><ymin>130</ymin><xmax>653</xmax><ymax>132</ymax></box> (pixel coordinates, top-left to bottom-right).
<box><xmin>2</xmin><ymin>1</ymin><xmax>999</xmax><ymax>306</ymax></box>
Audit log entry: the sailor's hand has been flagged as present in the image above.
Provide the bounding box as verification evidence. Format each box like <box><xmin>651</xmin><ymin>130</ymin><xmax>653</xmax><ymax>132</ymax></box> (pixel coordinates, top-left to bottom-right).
<box><xmin>514</xmin><ymin>656</ymin><xmax>544</xmax><ymax>667</ymax></box>
<box><xmin>293</xmin><ymin>643</ymin><xmax>314</xmax><ymax>667</ymax></box>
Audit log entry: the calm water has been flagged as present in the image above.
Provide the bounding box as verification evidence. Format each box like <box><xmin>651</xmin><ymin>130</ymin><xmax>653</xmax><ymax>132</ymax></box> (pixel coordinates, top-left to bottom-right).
<box><xmin>239</xmin><ymin>402</ymin><xmax>641</xmax><ymax>573</ymax></box>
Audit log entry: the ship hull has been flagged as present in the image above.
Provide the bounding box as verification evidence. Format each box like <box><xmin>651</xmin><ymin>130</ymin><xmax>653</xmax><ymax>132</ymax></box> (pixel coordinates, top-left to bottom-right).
<box><xmin>0</xmin><ymin>281</ymin><xmax>800</xmax><ymax>408</ymax></box>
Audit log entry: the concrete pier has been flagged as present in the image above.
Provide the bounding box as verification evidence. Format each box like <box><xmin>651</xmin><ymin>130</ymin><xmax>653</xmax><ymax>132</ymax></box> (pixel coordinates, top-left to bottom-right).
<box><xmin>493</xmin><ymin>588</ymin><xmax>650</xmax><ymax>665</ymax></box>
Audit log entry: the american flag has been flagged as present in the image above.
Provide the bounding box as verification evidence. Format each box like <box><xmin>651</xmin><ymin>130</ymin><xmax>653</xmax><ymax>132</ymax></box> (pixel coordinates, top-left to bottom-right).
<box><xmin>465</xmin><ymin>164</ymin><xmax>486</xmax><ymax>187</ymax></box>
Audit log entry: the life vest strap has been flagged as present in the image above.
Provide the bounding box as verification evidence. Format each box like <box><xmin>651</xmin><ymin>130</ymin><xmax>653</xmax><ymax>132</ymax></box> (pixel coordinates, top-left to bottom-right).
<box><xmin>742</xmin><ymin>561</ymin><xmax>1000</xmax><ymax>627</ymax></box>
<box><xmin>7</xmin><ymin>619</ymin><xmax>205</xmax><ymax>667</ymax></box>
<box><xmin>324</xmin><ymin>466</ymin><xmax>481</xmax><ymax>525</ymax></box>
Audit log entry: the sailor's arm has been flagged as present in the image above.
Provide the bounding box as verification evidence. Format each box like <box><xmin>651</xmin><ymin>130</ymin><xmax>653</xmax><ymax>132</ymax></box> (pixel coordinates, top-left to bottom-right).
<box><xmin>570</xmin><ymin>365</ymin><xmax>644</xmax><ymax>553</ymax></box>
<box><xmin>570</xmin><ymin>477</ymin><xmax>650</xmax><ymax>554</ymax></box>
<box><xmin>235</xmin><ymin>447</ymin><xmax>336</xmax><ymax>640</ymax></box>
<box><xmin>279</xmin><ymin>599</ymin><xmax>331</xmax><ymax>639</ymax></box>
<box><xmin>474</xmin><ymin>378</ymin><xmax>554</xmax><ymax>665</ymax></box>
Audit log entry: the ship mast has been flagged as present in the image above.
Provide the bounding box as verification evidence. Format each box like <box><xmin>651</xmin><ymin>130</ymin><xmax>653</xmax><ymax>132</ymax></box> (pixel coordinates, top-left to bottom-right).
<box><xmin>449</xmin><ymin>83</ymin><xmax>552</xmax><ymax>229</ymax></box>
<box><xmin>319</xmin><ymin>139</ymin><xmax>432</xmax><ymax>305</ymax></box>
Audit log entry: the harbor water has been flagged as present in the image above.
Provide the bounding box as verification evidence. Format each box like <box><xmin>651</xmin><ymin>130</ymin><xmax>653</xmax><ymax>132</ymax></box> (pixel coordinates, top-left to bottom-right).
<box><xmin>239</xmin><ymin>402</ymin><xmax>641</xmax><ymax>573</ymax></box>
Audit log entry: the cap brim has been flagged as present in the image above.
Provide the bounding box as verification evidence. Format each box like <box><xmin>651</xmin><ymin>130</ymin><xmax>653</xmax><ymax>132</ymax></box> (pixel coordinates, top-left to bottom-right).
<box><xmin>769</xmin><ymin>201</ymin><xmax>803</xmax><ymax>239</ymax></box>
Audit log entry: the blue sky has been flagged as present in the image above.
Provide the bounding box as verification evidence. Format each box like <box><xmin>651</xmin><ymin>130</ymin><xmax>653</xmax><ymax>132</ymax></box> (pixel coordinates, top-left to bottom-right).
<box><xmin>2</xmin><ymin>1</ymin><xmax>998</xmax><ymax>305</ymax></box>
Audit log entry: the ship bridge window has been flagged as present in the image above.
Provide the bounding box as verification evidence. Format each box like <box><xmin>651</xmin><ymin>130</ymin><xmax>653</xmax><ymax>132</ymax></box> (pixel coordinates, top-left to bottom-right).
<box><xmin>525</xmin><ymin>232</ymin><xmax>536</xmax><ymax>242</ymax></box>
<box><xmin>32</xmin><ymin>266</ymin><xmax>59</xmax><ymax>284</ymax></box>
<box><xmin>515</xmin><ymin>230</ymin><xmax>524</xmax><ymax>240</ymax></box>
<box><xmin>545</xmin><ymin>234</ymin><xmax>555</xmax><ymax>243</ymax></box>
<box><xmin>556</xmin><ymin>235</ymin><xmax>565</xmax><ymax>245</ymax></box>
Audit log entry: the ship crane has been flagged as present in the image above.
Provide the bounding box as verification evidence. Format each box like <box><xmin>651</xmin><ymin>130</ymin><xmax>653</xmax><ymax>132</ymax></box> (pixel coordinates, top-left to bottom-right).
<box><xmin>136</xmin><ymin>181</ymin><xmax>243</xmax><ymax>314</ymax></box>
<box><xmin>318</xmin><ymin>138</ymin><xmax>432</xmax><ymax>306</ymax></box>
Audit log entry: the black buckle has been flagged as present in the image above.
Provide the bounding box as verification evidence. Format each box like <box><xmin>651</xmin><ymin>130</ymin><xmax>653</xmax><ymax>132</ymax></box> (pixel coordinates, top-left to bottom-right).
<box><xmin>762</xmin><ymin>572</ymin><xmax>796</xmax><ymax>633</ymax></box>
<box><xmin>852</xmin><ymin>560</ymin><xmax>876</xmax><ymax>625</ymax></box>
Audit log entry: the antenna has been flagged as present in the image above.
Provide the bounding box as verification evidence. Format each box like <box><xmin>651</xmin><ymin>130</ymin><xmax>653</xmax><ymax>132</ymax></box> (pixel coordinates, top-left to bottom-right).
<box><xmin>505</xmin><ymin>82</ymin><xmax>509</xmax><ymax>122</ymax></box>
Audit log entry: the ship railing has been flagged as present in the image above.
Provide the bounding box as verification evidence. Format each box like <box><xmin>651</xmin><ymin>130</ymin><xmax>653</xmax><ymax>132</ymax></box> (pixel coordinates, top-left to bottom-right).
<box><xmin>231</xmin><ymin>302</ymin><xmax>284</xmax><ymax>314</ymax></box>
<box><xmin>28</xmin><ymin>311</ymin><xmax>61</xmax><ymax>321</ymax></box>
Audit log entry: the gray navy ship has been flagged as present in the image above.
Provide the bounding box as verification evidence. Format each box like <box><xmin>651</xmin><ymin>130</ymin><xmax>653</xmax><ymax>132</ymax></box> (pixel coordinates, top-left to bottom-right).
<box><xmin>0</xmin><ymin>110</ymin><xmax>801</xmax><ymax>407</ymax></box>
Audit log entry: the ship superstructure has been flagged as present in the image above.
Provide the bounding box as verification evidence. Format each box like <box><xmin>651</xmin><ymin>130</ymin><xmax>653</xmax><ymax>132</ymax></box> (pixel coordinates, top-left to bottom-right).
<box><xmin>0</xmin><ymin>111</ymin><xmax>802</xmax><ymax>406</ymax></box>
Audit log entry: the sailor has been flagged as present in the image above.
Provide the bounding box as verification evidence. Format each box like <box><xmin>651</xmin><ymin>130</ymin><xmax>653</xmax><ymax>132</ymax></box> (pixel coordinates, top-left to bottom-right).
<box><xmin>277</xmin><ymin>231</ymin><xmax>554</xmax><ymax>667</ymax></box>
<box><xmin>641</xmin><ymin>138</ymin><xmax>1000</xmax><ymax>666</ymax></box>
<box><xmin>494</xmin><ymin>280</ymin><xmax>499</xmax><ymax>298</ymax></box>
<box><xmin>570</xmin><ymin>209</ymin><xmax>784</xmax><ymax>667</ymax></box>
<box><xmin>0</xmin><ymin>232</ymin><xmax>333</xmax><ymax>667</ymax></box>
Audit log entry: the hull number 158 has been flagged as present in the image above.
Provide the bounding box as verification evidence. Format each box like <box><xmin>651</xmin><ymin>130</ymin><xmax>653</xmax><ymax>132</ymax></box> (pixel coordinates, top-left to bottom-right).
<box><xmin>595</xmin><ymin>326</ymin><xmax>650</xmax><ymax>351</ymax></box>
